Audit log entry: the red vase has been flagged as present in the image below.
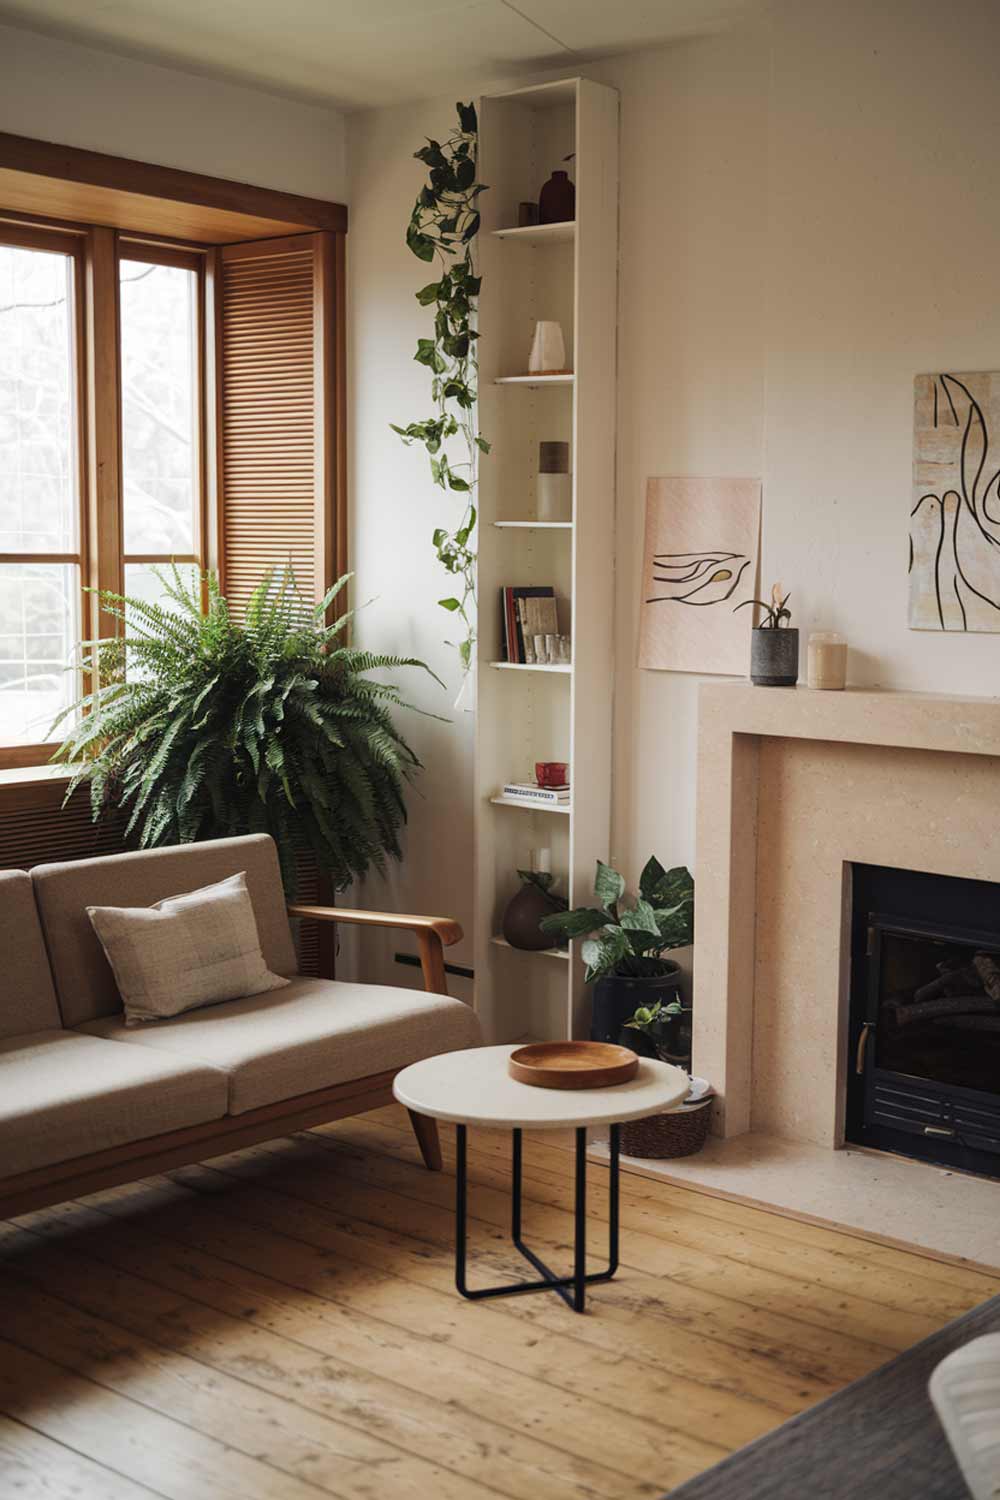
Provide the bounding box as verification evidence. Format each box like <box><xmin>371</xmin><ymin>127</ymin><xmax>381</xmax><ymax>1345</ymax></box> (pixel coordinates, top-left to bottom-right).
<box><xmin>538</xmin><ymin>169</ymin><xmax>575</xmax><ymax>225</ymax></box>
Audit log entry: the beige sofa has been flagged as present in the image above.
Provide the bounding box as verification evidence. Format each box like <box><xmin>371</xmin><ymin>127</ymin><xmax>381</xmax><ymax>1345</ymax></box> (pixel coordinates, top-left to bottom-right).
<box><xmin>0</xmin><ymin>833</ymin><xmax>481</xmax><ymax>1218</ymax></box>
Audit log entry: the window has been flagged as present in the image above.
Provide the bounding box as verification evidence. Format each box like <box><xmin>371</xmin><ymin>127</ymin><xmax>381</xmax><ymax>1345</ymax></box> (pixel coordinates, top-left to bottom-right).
<box><xmin>120</xmin><ymin>249</ymin><xmax>203</xmax><ymax>611</ymax></box>
<box><xmin>0</xmin><ymin>146</ymin><xmax>345</xmax><ymax>769</ymax></box>
<box><xmin>0</xmin><ymin>230</ymin><xmax>84</xmax><ymax>755</ymax></box>
<box><xmin>0</xmin><ymin>229</ymin><xmax>208</xmax><ymax>767</ymax></box>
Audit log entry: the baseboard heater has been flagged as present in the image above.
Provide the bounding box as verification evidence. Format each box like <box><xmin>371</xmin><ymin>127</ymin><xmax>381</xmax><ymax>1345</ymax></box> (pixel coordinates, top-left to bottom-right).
<box><xmin>394</xmin><ymin>951</ymin><xmax>474</xmax><ymax>981</ymax></box>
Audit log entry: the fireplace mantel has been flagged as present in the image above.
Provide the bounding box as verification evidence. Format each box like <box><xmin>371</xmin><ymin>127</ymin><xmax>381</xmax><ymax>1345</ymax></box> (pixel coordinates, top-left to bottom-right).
<box><xmin>694</xmin><ymin>682</ymin><xmax>1000</xmax><ymax>1141</ymax></box>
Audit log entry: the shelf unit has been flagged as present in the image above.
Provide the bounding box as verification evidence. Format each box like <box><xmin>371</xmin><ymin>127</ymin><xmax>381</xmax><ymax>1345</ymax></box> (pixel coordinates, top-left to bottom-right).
<box><xmin>475</xmin><ymin>76</ymin><xmax>619</xmax><ymax>1044</ymax></box>
<box><xmin>488</xmin><ymin>660</ymin><xmax>571</xmax><ymax>674</ymax></box>
<box><xmin>490</xmin><ymin>935</ymin><xmax>570</xmax><ymax>961</ymax></box>
<box><xmin>493</xmin><ymin>221</ymin><xmax>576</xmax><ymax>246</ymax></box>
<box><xmin>494</xmin><ymin>374</ymin><xmax>574</xmax><ymax>387</ymax></box>
<box><xmin>490</xmin><ymin>795</ymin><xmax>572</xmax><ymax>814</ymax></box>
<box><xmin>494</xmin><ymin>520</ymin><xmax>573</xmax><ymax>531</ymax></box>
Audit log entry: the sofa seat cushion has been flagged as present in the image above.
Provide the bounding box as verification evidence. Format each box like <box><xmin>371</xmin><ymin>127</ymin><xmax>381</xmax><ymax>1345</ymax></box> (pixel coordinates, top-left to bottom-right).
<box><xmin>0</xmin><ymin>1031</ymin><xmax>229</xmax><ymax>1177</ymax></box>
<box><xmin>78</xmin><ymin>976</ymin><xmax>483</xmax><ymax>1115</ymax></box>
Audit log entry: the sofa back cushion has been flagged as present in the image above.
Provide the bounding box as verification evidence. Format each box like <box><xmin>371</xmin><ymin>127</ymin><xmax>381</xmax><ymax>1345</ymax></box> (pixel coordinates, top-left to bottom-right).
<box><xmin>0</xmin><ymin>869</ymin><xmax>62</xmax><ymax>1038</ymax></box>
<box><xmin>32</xmin><ymin>834</ymin><xmax>298</xmax><ymax>1027</ymax></box>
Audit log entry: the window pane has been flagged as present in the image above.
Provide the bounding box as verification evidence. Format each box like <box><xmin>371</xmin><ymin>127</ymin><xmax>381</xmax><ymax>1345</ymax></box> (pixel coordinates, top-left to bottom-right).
<box><xmin>124</xmin><ymin>561</ymin><xmax>199</xmax><ymax>615</ymax></box>
<box><xmin>0</xmin><ymin>244</ymin><xmax>79</xmax><ymax>553</ymax></box>
<box><xmin>0</xmin><ymin>563</ymin><xmax>79</xmax><ymax>745</ymax></box>
<box><xmin>120</xmin><ymin>260</ymin><xmax>199</xmax><ymax>555</ymax></box>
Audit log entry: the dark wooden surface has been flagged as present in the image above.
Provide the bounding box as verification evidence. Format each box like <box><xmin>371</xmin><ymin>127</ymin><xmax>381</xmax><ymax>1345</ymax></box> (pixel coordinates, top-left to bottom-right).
<box><xmin>666</xmin><ymin>1290</ymin><xmax>1000</xmax><ymax>1499</ymax></box>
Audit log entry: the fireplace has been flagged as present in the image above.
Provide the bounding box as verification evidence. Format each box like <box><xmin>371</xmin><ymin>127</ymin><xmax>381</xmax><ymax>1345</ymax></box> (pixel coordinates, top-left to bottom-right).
<box><xmin>847</xmin><ymin>863</ymin><xmax>1000</xmax><ymax>1178</ymax></box>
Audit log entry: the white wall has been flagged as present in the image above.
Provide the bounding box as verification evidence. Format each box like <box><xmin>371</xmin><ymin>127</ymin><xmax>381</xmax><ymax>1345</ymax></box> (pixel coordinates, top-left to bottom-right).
<box><xmin>599</xmin><ymin>0</ymin><xmax>1000</xmax><ymax>906</ymax></box>
<box><xmin>0</xmin><ymin>24</ymin><xmax>348</xmax><ymax>200</ymax></box>
<box><xmin>347</xmin><ymin>0</ymin><xmax>1000</xmax><ymax>997</ymax></box>
<box><xmin>345</xmin><ymin>97</ymin><xmax>477</xmax><ymax>1000</ymax></box>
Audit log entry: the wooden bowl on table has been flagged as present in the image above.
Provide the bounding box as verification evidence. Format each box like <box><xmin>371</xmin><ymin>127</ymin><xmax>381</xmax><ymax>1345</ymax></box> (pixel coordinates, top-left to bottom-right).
<box><xmin>508</xmin><ymin>1041</ymin><xmax>639</xmax><ymax>1090</ymax></box>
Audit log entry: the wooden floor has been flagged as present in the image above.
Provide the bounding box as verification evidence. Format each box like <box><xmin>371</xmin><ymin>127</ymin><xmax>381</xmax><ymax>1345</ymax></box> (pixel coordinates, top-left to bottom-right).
<box><xmin>1</xmin><ymin>1106</ymin><xmax>998</xmax><ymax>1500</ymax></box>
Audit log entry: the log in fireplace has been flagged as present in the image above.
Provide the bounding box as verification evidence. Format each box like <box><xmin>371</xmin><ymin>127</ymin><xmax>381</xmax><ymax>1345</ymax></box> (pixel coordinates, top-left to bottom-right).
<box><xmin>847</xmin><ymin>864</ymin><xmax>1000</xmax><ymax>1178</ymax></box>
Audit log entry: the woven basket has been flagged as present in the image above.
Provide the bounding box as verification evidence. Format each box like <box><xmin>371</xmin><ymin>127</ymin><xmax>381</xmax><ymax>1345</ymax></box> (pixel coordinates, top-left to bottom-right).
<box><xmin>621</xmin><ymin>1098</ymin><xmax>713</xmax><ymax>1159</ymax></box>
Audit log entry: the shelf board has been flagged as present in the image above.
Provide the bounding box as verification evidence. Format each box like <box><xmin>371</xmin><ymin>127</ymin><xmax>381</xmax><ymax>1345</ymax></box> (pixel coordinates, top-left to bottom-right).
<box><xmin>490</xmin><ymin>795</ymin><xmax>572</xmax><ymax>815</ymax></box>
<box><xmin>494</xmin><ymin>520</ymin><xmax>573</xmax><ymax>530</ymax></box>
<box><xmin>491</xmin><ymin>935</ymin><xmax>570</xmax><ymax>961</ymax></box>
<box><xmin>493</xmin><ymin>221</ymin><xmax>575</xmax><ymax>246</ymax></box>
<box><xmin>488</xmin><ymin>660</ymin><xmax>571</xmax><ymax>674</ymax></box>
<box><xmin>494</xmin><ymin>373</ymin><xmax>574</xmax><ymax>387</ymax></box>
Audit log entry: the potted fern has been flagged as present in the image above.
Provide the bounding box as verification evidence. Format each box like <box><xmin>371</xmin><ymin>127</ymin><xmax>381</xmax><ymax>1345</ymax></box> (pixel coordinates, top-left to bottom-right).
<box><xmin>53</xmin><ymin>566</ymin><xmax>436</xmax><ymax>894</ymax></box>
<box><xmin>540</xmin><ymin>857</ymin><xmax>694</xmax><ymax>1052</ymax></box>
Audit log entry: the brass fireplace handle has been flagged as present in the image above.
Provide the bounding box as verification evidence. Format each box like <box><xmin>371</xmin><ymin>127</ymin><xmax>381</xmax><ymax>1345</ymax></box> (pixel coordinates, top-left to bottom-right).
<box><xmin>856</xmin><ymin>1021</ymin><xmax>875</xmax><ymax>1075</ymax></box>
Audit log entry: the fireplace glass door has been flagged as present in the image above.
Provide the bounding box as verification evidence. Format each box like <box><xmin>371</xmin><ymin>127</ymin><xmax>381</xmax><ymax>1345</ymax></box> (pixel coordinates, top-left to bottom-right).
<box><xmin>848</xmin><ymin>866</ymin><xmax>1000</xmax><ymax>1178</ymax></box>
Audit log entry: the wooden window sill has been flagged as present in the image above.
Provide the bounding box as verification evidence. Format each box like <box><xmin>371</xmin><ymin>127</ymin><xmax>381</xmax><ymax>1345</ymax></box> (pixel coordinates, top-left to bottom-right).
<box><xmin>0</xmin><ymin>764</ymin><xmax>73</xmax><ymax>789</ymax></box>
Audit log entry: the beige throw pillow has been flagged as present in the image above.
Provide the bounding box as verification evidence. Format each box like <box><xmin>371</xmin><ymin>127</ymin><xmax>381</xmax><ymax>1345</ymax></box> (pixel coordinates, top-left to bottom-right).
<box><xmin>87</xmin><ymin>871</ymin><xmax>290</xmax><ymax>1026</ymax></box>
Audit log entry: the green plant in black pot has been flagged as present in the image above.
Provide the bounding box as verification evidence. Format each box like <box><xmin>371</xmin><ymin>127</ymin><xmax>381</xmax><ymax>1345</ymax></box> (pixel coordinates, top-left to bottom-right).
<box><xmin>540</xmin><ymin>857</ymin><xmax>693</xmax><ymax>1052</ymax></box>
<box><xmin>624</xmin><ymin>998</ymin><xmax>685</xmax><ymax>1063</ymax></box>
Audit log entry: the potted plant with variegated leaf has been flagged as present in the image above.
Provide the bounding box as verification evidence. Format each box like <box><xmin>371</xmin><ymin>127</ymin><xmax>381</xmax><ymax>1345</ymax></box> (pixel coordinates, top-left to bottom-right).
<box><xmin>540</xmin><ymin>857</ymin><xmax>693</xmax><ymax>1054</ymax></box>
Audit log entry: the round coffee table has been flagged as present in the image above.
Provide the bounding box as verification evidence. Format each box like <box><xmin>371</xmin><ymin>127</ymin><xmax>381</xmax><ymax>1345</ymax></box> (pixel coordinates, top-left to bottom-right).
<box><xmin>393</xmin><ymin>1044</ymin><xmax>689</xmax><ymax>1313</ymax></box>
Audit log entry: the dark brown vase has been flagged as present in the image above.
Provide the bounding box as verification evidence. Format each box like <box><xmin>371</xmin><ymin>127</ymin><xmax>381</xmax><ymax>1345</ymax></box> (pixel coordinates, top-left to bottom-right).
<box><xmin>538</xmin><ymin>169</ymin><xmax>575</xmax><ymax>225</ymax></box>
<box><xmin>502</xmin><ymin>876</ymin><xmax>566</xmax><ymax>951</ymax></box>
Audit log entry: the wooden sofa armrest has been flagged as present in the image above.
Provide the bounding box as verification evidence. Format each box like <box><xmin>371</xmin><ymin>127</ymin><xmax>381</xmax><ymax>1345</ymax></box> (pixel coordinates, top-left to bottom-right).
<box><xmin>287</xmin><ymin>904</ymin><xmax>463</xmax><ymax>995</ymax></box>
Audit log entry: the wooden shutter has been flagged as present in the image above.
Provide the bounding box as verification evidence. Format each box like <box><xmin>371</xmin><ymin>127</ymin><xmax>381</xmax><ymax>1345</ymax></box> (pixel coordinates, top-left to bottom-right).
<box><xmin>216</xmin><ymin>231</ymin><xmax>344</xmax><ymax>611</ymax></box>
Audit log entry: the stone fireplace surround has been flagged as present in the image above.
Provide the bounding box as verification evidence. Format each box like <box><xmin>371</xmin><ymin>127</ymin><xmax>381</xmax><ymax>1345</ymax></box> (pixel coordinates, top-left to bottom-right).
<box><xmin>695</xmin><ymin>681</ymin><xmax>1000</xmax><ymax>1148</ymax></box>
<box><xmin>588</xmin><ymin>683</ymin><xmax>1000</xmax><ymax>1267</ymax></box>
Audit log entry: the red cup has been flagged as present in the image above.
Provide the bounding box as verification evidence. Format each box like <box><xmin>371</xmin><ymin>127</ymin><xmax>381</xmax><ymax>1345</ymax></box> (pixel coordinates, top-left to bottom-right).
<box><xmin>535</xmin><ymin>761</ymin><xmax>569</xmax><ymax>788</ymax></box>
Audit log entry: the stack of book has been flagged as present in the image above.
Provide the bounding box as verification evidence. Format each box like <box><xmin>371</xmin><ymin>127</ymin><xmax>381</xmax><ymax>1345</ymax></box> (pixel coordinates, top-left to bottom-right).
<box><xmin>500</xmin><ymin>585</ymin><xmax>558</xmax><ymax>663</ymax></box>
<box><xmin>500</xmin><ymin>780</ymin><xmax>571</xmax><ymax>807</ymax></box>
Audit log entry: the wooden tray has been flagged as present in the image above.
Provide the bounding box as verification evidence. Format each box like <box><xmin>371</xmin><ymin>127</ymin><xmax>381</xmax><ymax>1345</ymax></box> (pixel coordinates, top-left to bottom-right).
<box><xmin>508</xmin><ymin>1041</ymin><xmax>639</xmax><ymax>1090</ymax></box>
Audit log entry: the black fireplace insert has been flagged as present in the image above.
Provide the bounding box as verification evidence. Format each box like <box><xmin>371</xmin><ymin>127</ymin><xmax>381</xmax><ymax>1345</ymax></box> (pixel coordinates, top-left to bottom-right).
<box><xmin>847</xmin><ymin>863</ymin><xmax>1000</xmax><ymax>1178</ymax></box>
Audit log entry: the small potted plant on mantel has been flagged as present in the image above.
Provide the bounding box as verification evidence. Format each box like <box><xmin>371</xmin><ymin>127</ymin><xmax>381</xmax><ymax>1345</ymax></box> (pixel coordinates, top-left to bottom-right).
<box><xmin>736</xmin><ymin>581</ymin><xmax>799</xmax><ymax>686</ymax></box>
<box><xmin>540</xmin><ymin>857</ymin><xmax>693</xmax><ymax>1052</ymax></box>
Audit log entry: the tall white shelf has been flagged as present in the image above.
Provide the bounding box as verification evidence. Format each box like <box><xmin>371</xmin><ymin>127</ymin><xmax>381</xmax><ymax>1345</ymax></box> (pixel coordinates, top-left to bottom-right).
<box><xmin>474</xmin><ymin>77</ymin><xmax>619</xmax><ymax>1044</ymax></box>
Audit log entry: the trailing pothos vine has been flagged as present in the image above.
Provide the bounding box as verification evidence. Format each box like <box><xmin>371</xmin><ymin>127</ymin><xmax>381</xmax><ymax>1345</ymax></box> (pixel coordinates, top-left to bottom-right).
<box><xmin>391</xmin><ymin>101</ymin><xmax>488</xmax><ymax>679</ymax></box>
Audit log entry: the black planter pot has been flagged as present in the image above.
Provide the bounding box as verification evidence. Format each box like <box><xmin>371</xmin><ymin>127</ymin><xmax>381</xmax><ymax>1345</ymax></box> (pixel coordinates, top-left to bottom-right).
<box><xmin>590</xmin><ymin>966</ymin><xmax>682</xmax><ymax>1048</ymax></box>
<box><xmin>750</xmin><ymin>627</ymin><xmax>799</xmax><ymax>686</ymax></box>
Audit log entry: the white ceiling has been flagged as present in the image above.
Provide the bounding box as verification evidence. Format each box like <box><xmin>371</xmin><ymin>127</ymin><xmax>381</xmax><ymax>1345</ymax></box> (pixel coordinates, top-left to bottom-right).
<box><xmin>0</xmin><ymin>0</ymin><xmax>758</xmax><ymax>111</ymax></box>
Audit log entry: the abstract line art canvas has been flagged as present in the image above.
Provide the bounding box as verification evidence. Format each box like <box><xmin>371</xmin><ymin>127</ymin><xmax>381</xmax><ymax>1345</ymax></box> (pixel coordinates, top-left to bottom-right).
<box><xmin>638</xmin><ymin>476</ymin><xmax>761</xmax><ymax>675</ymax></box>
<box><xmin>910</xmin><ymin>372</ymin><xmax>1000</xmax><ymax>632</ymax></box>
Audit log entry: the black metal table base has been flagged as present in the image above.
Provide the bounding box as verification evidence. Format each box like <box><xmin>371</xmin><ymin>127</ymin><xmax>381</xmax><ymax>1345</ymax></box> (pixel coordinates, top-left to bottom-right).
<box><xmin>454</xmin><ymin>1122</ymin><xmax>620</xmax><ymax>1313</ymax></box>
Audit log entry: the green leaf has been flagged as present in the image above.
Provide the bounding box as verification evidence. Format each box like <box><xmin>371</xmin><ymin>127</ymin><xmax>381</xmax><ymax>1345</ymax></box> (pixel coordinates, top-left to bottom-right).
<box><xmin>474</xmin><ymin>436</ymin><xmax>491</xmax><ymax>453</ymax></box>
<box><xmin>594</xmin><ymin>859</ymin><xmax>626</xmax><ymax>914</ymax></box>
<box><xmin>456</xmin><ymin>101</ymin><xmax>477</xmax><ymax>133</ymax></box>
<box><xmin>438</xmin><ymin>597</ymin><xmax>461</xmax><ymax>612</ymax></box>
<box><xmin>405</xmin><ymin>224</ymin><xmax>435</xmax><ymax>262</ymax></box>
<box><xmin>540</xmin><ymin>906</ymin><xmax>610</xmax><ymax>939</ymax></box>
<box><xmin>581</xmin><ymin>926</ymin><xmax>632</xmax><ymax>982</ymax></box>
<box><xmin>639</xmin><ymin>855</ymin><xmax>667</xmax><ymax>901</ymax></box>
<box><xmin>620</xmin><ymin>898</ymin><xmax>660</xmax><ymax>937</ymax></box>
<box><xmin>415</xmin><ymin>281</ymin><xmax>441</xmax><ymax>305</ymax></box>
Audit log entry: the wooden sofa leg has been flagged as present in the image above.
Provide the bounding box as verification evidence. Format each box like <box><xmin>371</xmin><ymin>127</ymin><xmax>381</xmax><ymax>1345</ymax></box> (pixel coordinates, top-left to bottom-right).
<box><xmin>408</xmin><ymin>1110</ymin><xmax>443</xmax><ymax>1171</ymax></box>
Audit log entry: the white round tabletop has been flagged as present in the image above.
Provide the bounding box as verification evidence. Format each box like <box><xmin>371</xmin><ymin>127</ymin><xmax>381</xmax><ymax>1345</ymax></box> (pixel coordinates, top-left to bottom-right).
<box><xmin>393</xmin><ymin>1044</ymin><xmax>690</xmax><ymax>1130</ymax></box>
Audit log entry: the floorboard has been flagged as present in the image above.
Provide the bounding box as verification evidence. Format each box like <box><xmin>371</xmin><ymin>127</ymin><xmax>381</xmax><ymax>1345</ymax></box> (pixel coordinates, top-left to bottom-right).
<box><xmin>1</xmin><ymin>1103</ymin><xmax>997</xmax><ymax>1500</ymax></box>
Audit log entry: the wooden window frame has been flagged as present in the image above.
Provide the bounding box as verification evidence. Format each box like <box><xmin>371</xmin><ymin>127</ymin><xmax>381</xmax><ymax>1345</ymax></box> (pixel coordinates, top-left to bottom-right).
<box><xmin>0</xmin><ymin>220</ymin><xmax>89</xmax><ymax>771</ymax></box>
<box><xmin>0</xmin><ymin>135</ymin><xmax>347</xmax><ymax>773</ymax></box>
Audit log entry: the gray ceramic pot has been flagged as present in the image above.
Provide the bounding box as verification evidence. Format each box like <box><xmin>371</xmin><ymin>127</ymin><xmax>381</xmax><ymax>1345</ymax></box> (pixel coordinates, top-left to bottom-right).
<box><xmin>750</xmin><ymin>627</ymin><xmax>799</xmax><ymax>686</ymax></box>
